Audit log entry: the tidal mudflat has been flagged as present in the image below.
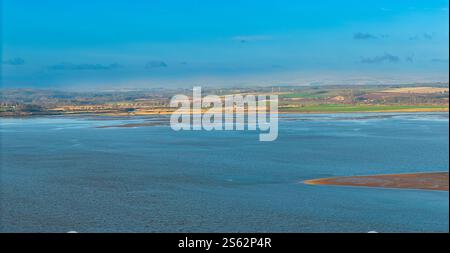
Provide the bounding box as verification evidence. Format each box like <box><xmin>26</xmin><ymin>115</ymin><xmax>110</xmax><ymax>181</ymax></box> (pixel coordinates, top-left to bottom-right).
<box><xmin>304</xmin><ymin>172</ymin><xmax>449</xmax><ymax>191</ymax></box>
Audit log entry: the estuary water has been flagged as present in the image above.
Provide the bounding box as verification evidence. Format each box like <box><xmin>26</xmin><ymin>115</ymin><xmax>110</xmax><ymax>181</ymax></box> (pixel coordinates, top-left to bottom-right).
<box><xmin>0</xmin><ymin>113</ymin><xmax>448</xmax><ymax>232</ymax></box>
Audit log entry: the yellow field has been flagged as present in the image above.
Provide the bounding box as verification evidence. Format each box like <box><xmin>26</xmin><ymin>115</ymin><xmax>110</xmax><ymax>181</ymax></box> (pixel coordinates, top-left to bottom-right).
<box><xmin>381</xmin><ymin>87</ymin><xmax>449</xmax><ymax>94</ymax></box>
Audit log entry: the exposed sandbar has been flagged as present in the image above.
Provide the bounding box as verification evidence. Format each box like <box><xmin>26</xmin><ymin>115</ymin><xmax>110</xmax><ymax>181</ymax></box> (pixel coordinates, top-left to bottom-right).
<box><xmin>304</xmin><ymin>172</ymin><xmax>449</xmax><ymax>191</ymax></box>
<box><xmin>96</xmin><ymin>122</ymin><xmax>168</xmax><ymax>128</ymax></box>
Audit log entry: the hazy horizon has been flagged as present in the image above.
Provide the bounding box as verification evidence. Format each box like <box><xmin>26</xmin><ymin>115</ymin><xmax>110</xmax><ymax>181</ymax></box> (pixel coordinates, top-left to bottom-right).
<box><xmin>1</xmin><ymin>0</ymin><xmax>449</xmax><ymax>89</ymax></box>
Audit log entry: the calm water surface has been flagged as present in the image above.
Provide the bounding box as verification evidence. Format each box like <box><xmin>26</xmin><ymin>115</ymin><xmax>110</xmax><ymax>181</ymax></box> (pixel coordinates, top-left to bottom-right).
<box><xmin>1</xmin><ymin>113</ymin><xmax>448</xmax><ymax>232</ymax></box>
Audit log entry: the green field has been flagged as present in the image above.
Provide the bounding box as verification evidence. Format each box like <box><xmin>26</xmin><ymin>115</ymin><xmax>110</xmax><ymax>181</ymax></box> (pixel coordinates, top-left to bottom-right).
<box><xmin>280</xmin><ymin>104</ymin><xmax>449</xmax><ymax>113</ymax></box>
<box><xmin>279</xmin><ymin>92</ymin><xmax>330</xmax><ymax>99</ymax></box>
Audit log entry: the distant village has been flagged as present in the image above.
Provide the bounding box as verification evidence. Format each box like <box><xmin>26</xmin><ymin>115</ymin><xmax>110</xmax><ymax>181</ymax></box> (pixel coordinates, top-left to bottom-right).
<box><xmin>1</xmin><ymin>84</ymin><xmax>448</xmax><ymax>116</ymax></box>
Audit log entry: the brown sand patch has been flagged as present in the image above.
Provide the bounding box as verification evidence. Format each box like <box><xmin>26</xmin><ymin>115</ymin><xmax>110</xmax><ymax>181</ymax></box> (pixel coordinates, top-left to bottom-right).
<box><xmin>304</xmin><ymin>172</ymin><xmax>449</xmax><ymax>191</ymax></box>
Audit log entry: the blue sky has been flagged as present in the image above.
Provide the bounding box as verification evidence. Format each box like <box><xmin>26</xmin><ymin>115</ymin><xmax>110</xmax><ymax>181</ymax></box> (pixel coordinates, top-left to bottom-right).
<box><xmin>1</xmin><ymin>0</ymin><xmax>449</xmax><ymax>89</ymax></box>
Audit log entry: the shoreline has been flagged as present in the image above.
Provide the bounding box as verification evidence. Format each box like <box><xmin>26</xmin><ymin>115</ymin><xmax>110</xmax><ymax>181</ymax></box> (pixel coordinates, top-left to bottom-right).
<box><xmin>304</xmin><ymin>172</ymin><xmax>449</xmax><ymax>191</ymax></box>
<box><xmin>1</xmin><ymin>107</ymin><xmax>448</xmax><ymax>118</ymax></box>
